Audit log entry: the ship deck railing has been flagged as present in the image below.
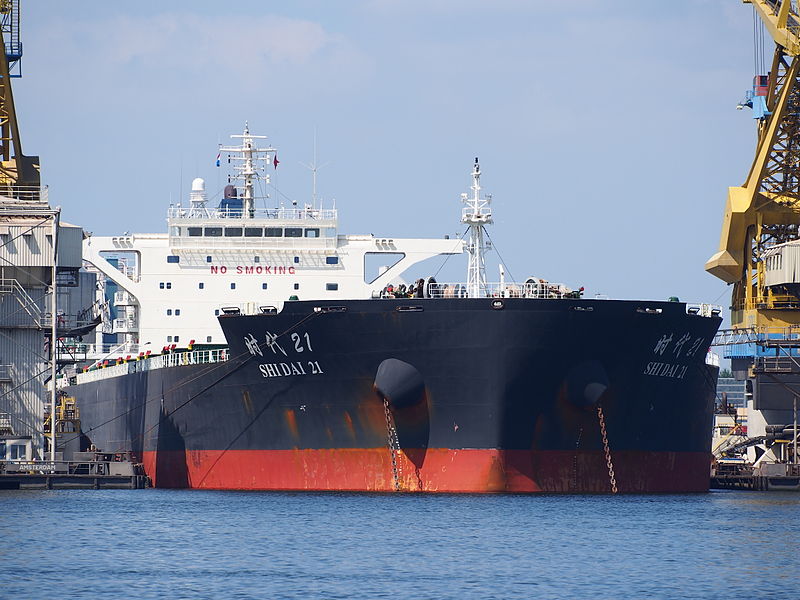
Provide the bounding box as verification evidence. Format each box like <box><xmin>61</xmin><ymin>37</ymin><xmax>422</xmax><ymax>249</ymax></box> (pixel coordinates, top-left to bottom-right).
<box><xmin>713</xmin><ymin>325</ymin><xmax>800</xmax><ymax>347</ymax></box>
<box><xmin>57</xmin><ymin>348</ymin><xmax>229</xmax><ymax>388</ymax></box>
<box><xmin>0</xmin><ymin>185</ymin><xmax>49</xmax><ymax>207</ymax></box>
<box><xmin>425</xmin><ymin>281</ymin><xmax>572</xmax><ymax>299</ymax></box>
<box><xmin>64</xmin><ymin>341</ymin><xmax>142</xmax><ymax>361</ymax></box>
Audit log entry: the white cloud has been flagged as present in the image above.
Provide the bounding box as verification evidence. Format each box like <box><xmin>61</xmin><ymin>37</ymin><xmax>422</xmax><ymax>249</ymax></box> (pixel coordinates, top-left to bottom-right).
<box><xmin>33</xmin><ymin>13</ymin><xmax>373</xmax><ymax>94</ymax></box>
<box><xmin>104</xmin><ymin>14</ymin><xmax>338</xmax><ymax>68</ymax></box>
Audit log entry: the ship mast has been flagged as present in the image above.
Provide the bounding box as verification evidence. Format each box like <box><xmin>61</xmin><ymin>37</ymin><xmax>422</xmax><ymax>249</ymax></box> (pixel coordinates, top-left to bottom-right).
<box><xmin>300</xmin><ymin>129</ymin><xmax>328</xmax><ymax>210</ymax></box>
<box><xmin>461</xmin><ymin>157</ymin><xmax>493</xmax><ymax>298</ymax></box>
<box><xmin>219</xmin><ymin>122</ymin><xmax>275</xmax><ymax>217</ymax></box>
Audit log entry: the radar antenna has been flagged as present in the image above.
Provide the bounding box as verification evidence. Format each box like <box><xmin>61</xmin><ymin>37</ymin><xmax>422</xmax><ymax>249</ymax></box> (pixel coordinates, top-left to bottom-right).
<box><xmin>218</xmin><ymin>122</ymin><xmax>276</xmax><ymax>217</ymax></box>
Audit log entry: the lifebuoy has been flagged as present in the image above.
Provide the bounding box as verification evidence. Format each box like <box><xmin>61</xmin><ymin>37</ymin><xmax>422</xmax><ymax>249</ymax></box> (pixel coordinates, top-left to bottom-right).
<box><xmin>424</xmin><ymin>276</ymin><xmax>437</xmax><ymax>299</ymax></box>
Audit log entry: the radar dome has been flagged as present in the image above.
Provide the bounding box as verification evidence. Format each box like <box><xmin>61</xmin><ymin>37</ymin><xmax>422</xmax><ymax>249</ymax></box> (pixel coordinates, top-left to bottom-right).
<box><xmin>189</xmin><ymin>177</ymin><xmax>207</xmax><ymax>210</ymax></box>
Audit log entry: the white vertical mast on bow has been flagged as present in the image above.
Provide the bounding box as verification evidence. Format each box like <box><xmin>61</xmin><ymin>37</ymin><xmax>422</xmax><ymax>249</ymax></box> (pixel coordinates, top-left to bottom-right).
<box><xmin>219</xmin><ymin>122</ymin><xmax>277</xmax><ymax>217</ymax></box>
<box><xmin>461</xmin><ymin>157</ymin><xmax>493</xmax><ymax>298</ymax></box>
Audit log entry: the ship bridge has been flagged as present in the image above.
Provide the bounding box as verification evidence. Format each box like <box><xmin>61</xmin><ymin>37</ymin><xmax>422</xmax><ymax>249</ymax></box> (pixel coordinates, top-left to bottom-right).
<box><xmin>167</xmin><ymin>206</ymin><xmax>338</xmax><ymax>253</ymax></box>
<box><xmin>79</xmin><ymin>124</ymin><xmax>464</xmax><ymax>356</ymax></box>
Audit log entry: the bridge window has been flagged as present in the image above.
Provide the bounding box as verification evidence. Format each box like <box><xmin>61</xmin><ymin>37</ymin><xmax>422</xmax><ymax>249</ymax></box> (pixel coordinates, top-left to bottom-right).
<box><xmin>245</xmin><ymin>227</ymin><xmax>263</xmax><ymax>237</ymax></box>
<box><xmin>188</xmin><ymin>227</ymin><xmax>202</xmax><ymax>237</ymax></box>
<box><xmin>205</xmin><ymin>227</ymin><xmax>223</xmax><ymax>237</ymax></box>
<box><xmin>225</xmin><ymin>227</ymin><xmax>243</xmax><ymax>237</ymax></box>
<box><xmin>167</xmin><ymin>255</ymin><xmax>180</xmax><ymax>264</ymax></box>
<box><xmin>285</xmin><ymin>228</ymin><xmax>302</xmax><ymax>238</ymax></box>
<box><xmin>305</xmin><ymin>228</ymin><xmax>320</xmax><ymax>238</ymax></box>
<box><xmin>326</xmin><ymin>283</ymin><xmax>338</xmax><ymax>291</ymax></box>
<box><xmin>326</xmin><ymin>256</ymin><xmax>339</xmax><ymax>265</ymax></box>
<box><xmin>265</xmin><ymin>228</ymin><xmax>282</xmax><ymax>237</ymax></box>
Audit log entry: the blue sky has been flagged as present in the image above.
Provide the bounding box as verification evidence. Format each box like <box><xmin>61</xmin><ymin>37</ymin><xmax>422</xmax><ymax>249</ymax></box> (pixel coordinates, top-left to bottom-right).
<box><xmin>15</xmin><ymin>1</ymin><xmax>759</xmax><ymax>305</ymax></box>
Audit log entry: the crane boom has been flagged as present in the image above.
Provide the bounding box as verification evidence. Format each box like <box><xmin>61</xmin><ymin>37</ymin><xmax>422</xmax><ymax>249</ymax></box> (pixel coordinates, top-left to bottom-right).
<box><xmin>706</xmin><ymin>0</ymin><xmax>800</xmax><ymax>329</ymax></box>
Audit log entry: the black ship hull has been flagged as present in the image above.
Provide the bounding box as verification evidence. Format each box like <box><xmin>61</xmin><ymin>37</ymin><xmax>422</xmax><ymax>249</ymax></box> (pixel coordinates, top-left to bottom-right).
<box><xmin>67</xmin><ymin>298</ymin><xmax>721</xmax><ymax>492</ymax></box>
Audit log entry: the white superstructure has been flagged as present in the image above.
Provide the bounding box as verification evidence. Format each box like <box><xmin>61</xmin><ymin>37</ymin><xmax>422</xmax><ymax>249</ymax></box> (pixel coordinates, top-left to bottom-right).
<box><xmin>82</xmin><ymin>126</ymin><xmax>464</xmax><ymax>354</ymax></box>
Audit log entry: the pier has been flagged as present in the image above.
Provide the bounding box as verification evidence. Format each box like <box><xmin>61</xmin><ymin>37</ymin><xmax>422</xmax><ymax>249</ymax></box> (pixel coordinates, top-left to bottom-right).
<box><xmin>711</xmin><ymin>462</ymin><xmax>800</xmax><ymax>492</ymax></box>
<box><xmin>0</xmin><ymin>451</ymin><xmax>149</xmax><ymax>490</ymax></box>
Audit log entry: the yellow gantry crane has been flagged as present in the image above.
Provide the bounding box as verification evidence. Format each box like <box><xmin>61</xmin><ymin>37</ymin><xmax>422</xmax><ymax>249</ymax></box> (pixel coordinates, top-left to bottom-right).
<box><xmin>706</xmin><ymin>0</ymin><xmax>800</xmax><ymax>476</ymax></box>
<box><xmin>0</xmin><ymin>0</ymin><xmax>37</xmax><ymax>191</ymax></box>
<box><xmin>706</xmin><ymin>0</ymin><xmax>800</xmax><ymax>329</ymax></box>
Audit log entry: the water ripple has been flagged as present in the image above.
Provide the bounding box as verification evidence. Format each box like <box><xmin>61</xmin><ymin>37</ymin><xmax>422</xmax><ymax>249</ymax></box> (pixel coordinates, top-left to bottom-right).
<box><xmin>0</xmin><ymin>490</ymin><xmax>797</xmax><ymax>599</ymax></box>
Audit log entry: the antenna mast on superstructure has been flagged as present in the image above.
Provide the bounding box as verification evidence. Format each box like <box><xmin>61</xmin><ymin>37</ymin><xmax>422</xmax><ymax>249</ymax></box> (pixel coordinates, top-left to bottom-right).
<box><xmin>219</xmin><ymin>122</ymin><xmax>276</xmax><ymax>217</ymax></box>
<box><xmin>301</xmin><ymin>128</ymin><xmax>328</xmax><ymax>210</ymax></box>
<box><xmin>461</xmin><ymin>157</ymin><xmax>493</xmax><ymax>298</ymax></box>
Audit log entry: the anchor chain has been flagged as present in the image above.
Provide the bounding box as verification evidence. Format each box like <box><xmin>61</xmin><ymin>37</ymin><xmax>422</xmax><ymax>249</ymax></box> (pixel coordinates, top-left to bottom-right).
<box><xmin>572</xmin><ymin>426</ymin><xmax>583</xmax><ymax>491</ymax></box>
<box><xmin>597</xmin><ymin>405</ymin><xmax>618</xmax><ymax>494</ymax></box>
<box><xmin>383</xmin><ymin>398</ymin><xmax>402</xmax><ymax>491</ymax></box>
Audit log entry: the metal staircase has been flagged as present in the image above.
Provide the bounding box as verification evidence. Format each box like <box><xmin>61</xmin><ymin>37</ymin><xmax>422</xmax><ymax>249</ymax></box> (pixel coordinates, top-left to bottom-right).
<box><xmin>0</xmin><ymin>277</ymin><xmax>41</xmax><ymax>327</ymax></box>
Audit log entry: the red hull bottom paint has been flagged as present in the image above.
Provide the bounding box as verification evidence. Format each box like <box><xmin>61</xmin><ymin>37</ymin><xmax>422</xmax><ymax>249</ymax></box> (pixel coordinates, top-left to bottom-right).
<box><xmin>142</xmin><ymin>448</ymin><xmax>711</xmax><ymax>493</ymax></box>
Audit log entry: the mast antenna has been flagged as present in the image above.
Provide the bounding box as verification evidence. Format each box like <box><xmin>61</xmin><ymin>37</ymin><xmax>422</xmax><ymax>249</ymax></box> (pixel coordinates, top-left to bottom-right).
<box><xmin>461</xmin><ymin>157</ymin><xmax>493</xmax><ymax>298</ymax></box>
<box><xmin>219</xmin><ymin>122</ymin><xmax>275</xmax><ymax>218</ymax></box>
<box><xmin>300</xmin><ymin>128</ymin><xmax>329</xmax><ymax>209</ymax></box>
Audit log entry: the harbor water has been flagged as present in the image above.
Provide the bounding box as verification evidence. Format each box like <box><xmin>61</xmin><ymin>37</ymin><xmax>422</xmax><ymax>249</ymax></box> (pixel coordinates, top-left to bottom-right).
<box><xmin>1</xmin><ymin>490</ymin><xmax>798</xmax><ymax>599</ymax></box>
